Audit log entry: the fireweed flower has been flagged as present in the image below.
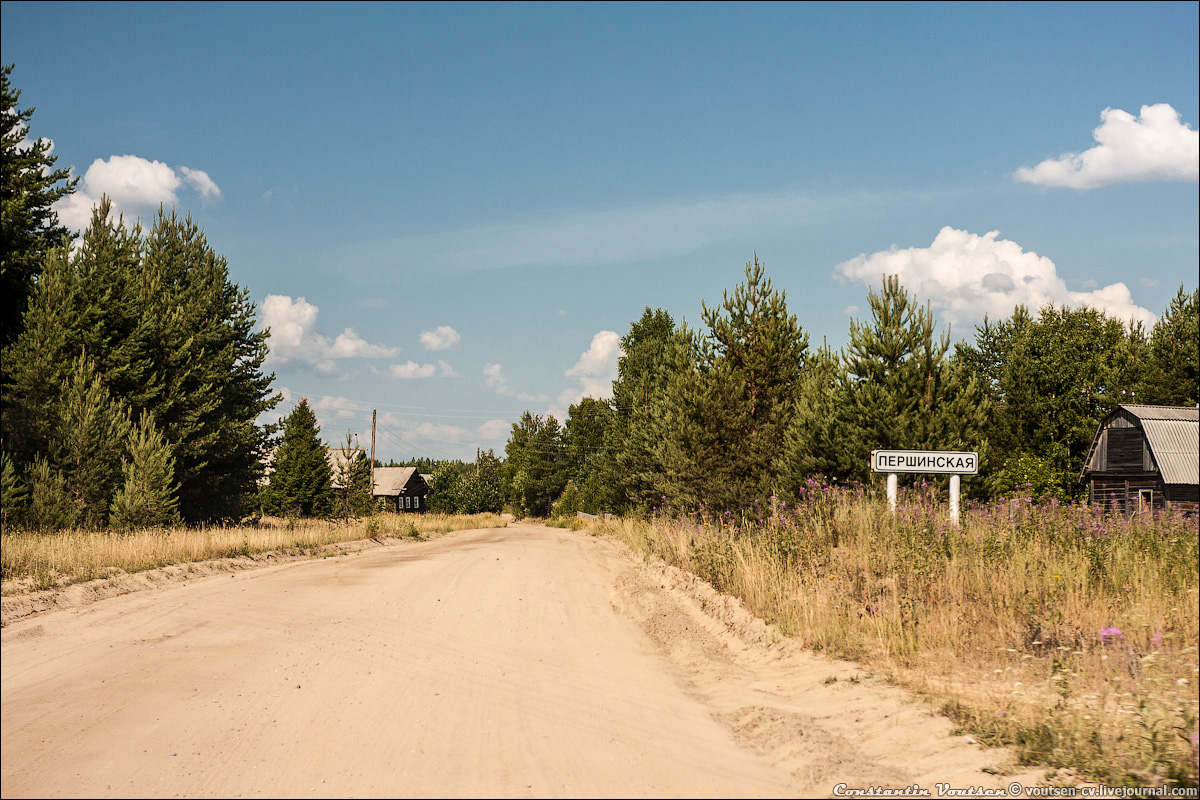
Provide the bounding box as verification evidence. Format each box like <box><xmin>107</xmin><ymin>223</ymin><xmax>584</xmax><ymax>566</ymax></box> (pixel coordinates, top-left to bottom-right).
<box><xmin>1099</xmin><ymin>627</ymin><xmax>1123</xmax><ymax>644</ymax></box>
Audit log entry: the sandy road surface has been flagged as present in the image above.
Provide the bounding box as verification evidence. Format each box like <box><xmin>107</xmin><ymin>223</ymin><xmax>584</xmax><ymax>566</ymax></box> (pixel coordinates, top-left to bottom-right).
<box><xmin>2</xmin><ymin>524</ymin><xmax>1038</xmax><ymax>798</ymax></box>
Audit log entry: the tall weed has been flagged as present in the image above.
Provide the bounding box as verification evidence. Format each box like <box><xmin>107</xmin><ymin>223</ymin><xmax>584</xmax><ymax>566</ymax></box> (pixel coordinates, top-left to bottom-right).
<box><xmin>595</xmin><ymin>482</ymin><xmax>1199</xmax><ymax>787</ymax></box>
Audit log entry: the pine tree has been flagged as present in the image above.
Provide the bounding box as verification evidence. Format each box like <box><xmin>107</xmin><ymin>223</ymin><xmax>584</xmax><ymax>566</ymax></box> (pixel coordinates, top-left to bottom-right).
<box><xmin>24</xmin><ymin>455</ymin><xmax>75</xmax><ymax>531</ymax></box>
<box><xmin>53</xmin><ymin>353</ymin><xmax>133</xmax><ymax>528</ymax></box>
<box><xmin>656</xmin><ymin>256</ymin><xmax>808</xmax><ymax>513</ymax></box>
<box><xmin>330</xmin><ymin>433</ymin><xmax>372</xmax><ymax>519</ymax></box>
<box><xmin>787</xmin><ymin>276</ymin><xmax>989</xmax><ymax>489</ymax></box>
<box><xmin>1</xmin><ymin>450</ymin><xmax>26</xmax><ymax>528</ymax></box>
<box><xmin>109</xmin><ymin>411</ymin><xmax>182</xmax><ymax>529</ymax></box>
<box><xmin>139</xmin><ymin>209</ymin><xmax>277</xmax><ymax>520</ymax></box>
<box><xmin>1</xmin><ymin>64</ymin><xmax>78</xmax><ymax>348</ymax></box>
<box><xmin>261</xmin><ymin>398</ymin><xmax>332</xmax><ymax>518</ymax></box>
<box><xmin>1</xmin><ymin>201</ymin><xmax>278</xmax><ymax>523</ymax></box>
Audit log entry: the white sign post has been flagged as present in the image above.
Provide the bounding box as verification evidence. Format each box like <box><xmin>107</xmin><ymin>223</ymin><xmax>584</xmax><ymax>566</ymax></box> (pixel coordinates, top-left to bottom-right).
<box><xmin>871</xmin><ymin>450</ymin><xmax>978</xmax><ymax>525</ymax></box>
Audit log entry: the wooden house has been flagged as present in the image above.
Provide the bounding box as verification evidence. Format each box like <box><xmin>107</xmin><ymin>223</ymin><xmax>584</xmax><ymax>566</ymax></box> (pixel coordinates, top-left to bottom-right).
<box><xmin>372</xmin><ymin>466</ymin><xmax>430</xmax><ymax>513</ymax></box>
<box><xmin>1080</xmin><ymin>404</ymin><xmax>1199</xmax><ymax>514</ymax></box>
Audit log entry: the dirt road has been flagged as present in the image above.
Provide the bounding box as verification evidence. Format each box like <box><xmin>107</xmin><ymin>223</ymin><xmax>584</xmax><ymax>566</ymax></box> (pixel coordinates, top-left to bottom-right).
<box><xmin>2</xmin><ymin>524</ymin><xmax>1037</xmax><ymax>798</ymax></box>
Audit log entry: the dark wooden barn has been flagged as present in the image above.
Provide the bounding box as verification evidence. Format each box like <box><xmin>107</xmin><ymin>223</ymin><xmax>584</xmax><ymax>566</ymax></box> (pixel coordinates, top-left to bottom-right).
<box><xmin>1080</xmin><ymin>404</ymin><xmax>1199</xmax><ymax>514</ymax></box>
<box><xmin>372</xmin><ymin>466</ymin><xmax>430</xmax><ymax>513</ymax></box>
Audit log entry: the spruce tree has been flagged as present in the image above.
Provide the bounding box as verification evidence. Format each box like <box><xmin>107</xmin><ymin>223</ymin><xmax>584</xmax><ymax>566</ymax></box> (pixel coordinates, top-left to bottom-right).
<box><xmin>503</xmin><ymin>411</ymin><xmax>565</xmax><ymax>517</ymax></box>
<box><xmin>563</xmin><ymin>397</ymin><xmax>612</xmax><ymax>513</ymax></box>
<box><xmin>261</xmin><ymin>398</ymin><xmax>332</xmax><ymax>518</ymax></box>
<box><xmin>1138</xmin><ymin>286</ymin><xmax>1199</xmax><ymax>406</ymax></box>
<box><xmin>605</xmin><ymin>308</ymin><xmax>677</xmax><ymax>513</ymax></box>
<box><xmin>140</xmin><ymin>209</ymin><xmax>277</xmax><ymax>520</ymax></box>
<box><xmin>776</xmin><ymin>341</ymin><xmax>853</xmax><ymax>488</ymax></box>
<box><xmin>110</xmin><ymin>411</ymin><xmax>182</xmax><ymax>529</ymax></box>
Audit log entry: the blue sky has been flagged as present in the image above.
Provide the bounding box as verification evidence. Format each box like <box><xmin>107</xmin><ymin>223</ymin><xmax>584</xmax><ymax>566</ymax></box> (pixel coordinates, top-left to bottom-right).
<box><xmin>4</xmin><ymin>1</ymin><xmax>1197</xmax><ymax>462</ymax></box>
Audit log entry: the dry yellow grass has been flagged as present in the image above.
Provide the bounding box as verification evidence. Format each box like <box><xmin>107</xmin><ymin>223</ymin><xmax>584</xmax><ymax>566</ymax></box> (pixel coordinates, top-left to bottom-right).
<box><xmin>590</xmin><ymin>488</ymin><xmax>1199</xmax><ymax>788</ymax></box>
<box><xmin>0</xmin><ymin>512</ymin><xmax>507</xmax><ymax>595</ymax></box>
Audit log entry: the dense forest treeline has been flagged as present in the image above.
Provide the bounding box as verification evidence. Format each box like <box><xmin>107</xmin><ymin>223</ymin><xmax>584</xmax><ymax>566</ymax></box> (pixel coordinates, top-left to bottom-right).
<box><xmin>502</xmin><ymin>262</ymin><xmax>1198</xmax><ymax>518</ymax></box>
<box><xmin>3</xmin><ymin>65</ymin><xmax>1197</xmax><ymax>528</ymax></box>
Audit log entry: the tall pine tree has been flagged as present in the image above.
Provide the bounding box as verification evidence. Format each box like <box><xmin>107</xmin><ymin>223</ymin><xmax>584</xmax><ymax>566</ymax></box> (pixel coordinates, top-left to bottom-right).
<box><xmin>1</xmin><ymin>64</ymin><xmax>78</xmax><ymax>348</ymax></box>
<box><xmin>780</xmin><ymin>277</ymin><xmax>988</xmax><ymax>490</ymax></box>
<box><xmin>1</xmin><ymin>201</ymin><xmax>278</xmax><ymax>524</ymax></box>
<box><xmin>261</xmin><ymin>398</ymin><xmax>332</xmax><ymax>518</ymax></box>
<box><xmin>656</xmin><ymin>256</ymin><xmax>808</xmax><ymax>513</ymax></box>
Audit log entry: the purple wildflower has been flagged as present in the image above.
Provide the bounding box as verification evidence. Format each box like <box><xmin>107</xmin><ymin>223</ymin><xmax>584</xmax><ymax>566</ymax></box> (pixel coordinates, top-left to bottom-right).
<box><xmin>1099</xmin><ymin>626</ymin><xmax>1123</xmax><ymax>644</ymax></box>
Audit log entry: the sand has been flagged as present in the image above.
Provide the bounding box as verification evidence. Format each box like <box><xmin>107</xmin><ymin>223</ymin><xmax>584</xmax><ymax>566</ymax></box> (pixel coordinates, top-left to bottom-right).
<box><xmin>1</xmin><ymin>523</ymin><xmax>1044</xmax><ymax>798</ymax></box>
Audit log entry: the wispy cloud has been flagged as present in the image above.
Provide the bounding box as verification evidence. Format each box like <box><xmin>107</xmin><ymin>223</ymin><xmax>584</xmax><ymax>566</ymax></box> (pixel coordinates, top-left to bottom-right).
<box><xmin>834</xmin><ymin>227</ymin><xmax>1156</xmax><ymax>330</ymax></box>
<box><xmin>341</xmin><ymin>188</ymin><xmax>909</xmax><ymax>275</ymax></box>
<box><xmin>54</xmin><ymin>154</ymin><xmax>223</xmax><ymax>229</ymax></box>
<box><xmin>1015</xmin><ymin>104</ymin><xmax>1199</xmax><ymax>189</ymax></box>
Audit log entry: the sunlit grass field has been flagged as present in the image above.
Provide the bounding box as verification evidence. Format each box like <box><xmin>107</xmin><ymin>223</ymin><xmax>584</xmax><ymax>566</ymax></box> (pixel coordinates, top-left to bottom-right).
<box><xmin>1</xmin><ymin>512</ymin><xmax>507</xmax><ymax>595</ymax></box>
<box><xmin>593</xmin><ymin>483</ymin><xmax>1199</xmax><ymax>788</ymax></box>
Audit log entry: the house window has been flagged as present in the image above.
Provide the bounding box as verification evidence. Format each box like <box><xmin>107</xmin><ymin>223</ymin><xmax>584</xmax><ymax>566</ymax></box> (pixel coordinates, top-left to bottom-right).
<box><xmin>1138</xmin><ymin>489</ymin><xmax>1153</xmax><ymax>513</ymax></box>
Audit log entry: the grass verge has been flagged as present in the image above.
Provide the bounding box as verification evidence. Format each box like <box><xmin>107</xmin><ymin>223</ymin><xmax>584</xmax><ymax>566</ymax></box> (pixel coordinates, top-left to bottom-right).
<box><xmin>1</xmin><ymin>512</ymin><xmax>507</xmax><ymax>595</ymax></box>
<box><xmin>589</xmin><ymin>484</ymin><xmax>1199</xmax><ymax>788</ymax></box>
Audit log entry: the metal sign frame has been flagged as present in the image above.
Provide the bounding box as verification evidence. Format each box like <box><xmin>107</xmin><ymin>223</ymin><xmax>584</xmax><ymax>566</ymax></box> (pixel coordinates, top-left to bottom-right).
<box><xmin>870</xmin><ymin>449</ymin><xmax>979</xmax><ymax>525</ymax></box>
<box><xmin>871</xmin><ymin>450</ymin><xmax>978</xmax><ymax>475</ymax></box>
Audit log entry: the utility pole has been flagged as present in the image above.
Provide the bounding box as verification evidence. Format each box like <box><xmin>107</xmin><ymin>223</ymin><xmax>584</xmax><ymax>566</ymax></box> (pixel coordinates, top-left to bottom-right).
<box><xmin>476</xmin><ymin>447</ymin><xmax>480</xmax><ymax>476</ymax></box>
<box><xmin>370</xmin><ymin>409</ymin><xmax>377</xmax><ymax>498</ymax></box>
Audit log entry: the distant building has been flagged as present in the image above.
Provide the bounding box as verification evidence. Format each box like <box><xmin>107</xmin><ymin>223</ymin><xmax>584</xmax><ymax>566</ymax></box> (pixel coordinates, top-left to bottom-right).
<box><xmin>372</xmin><ymin>466</ymin><xmax>430</xmax><ymax>513</ymax></box>
<box><xmin>1080</xmin><ymin>404</ymin><xmax>1199</xmax><ymax>514</ymax></box>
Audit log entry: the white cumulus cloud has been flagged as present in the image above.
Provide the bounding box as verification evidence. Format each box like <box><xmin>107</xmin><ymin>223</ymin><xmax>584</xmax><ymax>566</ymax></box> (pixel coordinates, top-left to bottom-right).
<box><xmin>261</xmin><ymin>294</ymin><xmax>400</xmax><ymax>375</ymax></box>
<box><xmin>54</xmin><ymin>154</ymin><xmax>224</xmax><ymax>230</ymax></box>
<box><xmin>420</xmin><ymin>325</ymin><xmax>462</xmax><ymax>352</ymax></box>
<box><xmin>389</xmin><ymin>361</ymin><xmax>438</xmax><ymax>379</ymax></box>
<box><xmin>556</xmin><ymin>331</ymin><xmax>622</xmax><ymax>413</ymax></box>
<box><xmin>1014</xmin><ymin>104</ymin><xmax>1199</xmax><ymax>189</ymax></box>
<box><xmin>834</xmin><ymin>227</ymin><xmax>1156</xmax><ymax>330</ymax></box>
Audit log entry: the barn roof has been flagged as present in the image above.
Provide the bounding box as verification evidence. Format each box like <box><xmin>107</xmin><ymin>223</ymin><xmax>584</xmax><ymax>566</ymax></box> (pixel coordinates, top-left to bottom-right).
<box><xmin>1094</xmin><ymin>405</ymin><xmax>1199</xmax><ymax>486</ymax></box>
<box><xmin>372</xmin><ymin>466</ymin><xmax>428</xmax><ymax>497</ymax></box>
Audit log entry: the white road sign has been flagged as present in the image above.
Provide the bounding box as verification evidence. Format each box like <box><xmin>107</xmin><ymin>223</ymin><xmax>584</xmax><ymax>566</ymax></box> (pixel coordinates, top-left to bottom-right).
<box><xmin>871</xmin><ymin>450</ymin><xmax>978</xmax><ymax>475</ymax></box>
